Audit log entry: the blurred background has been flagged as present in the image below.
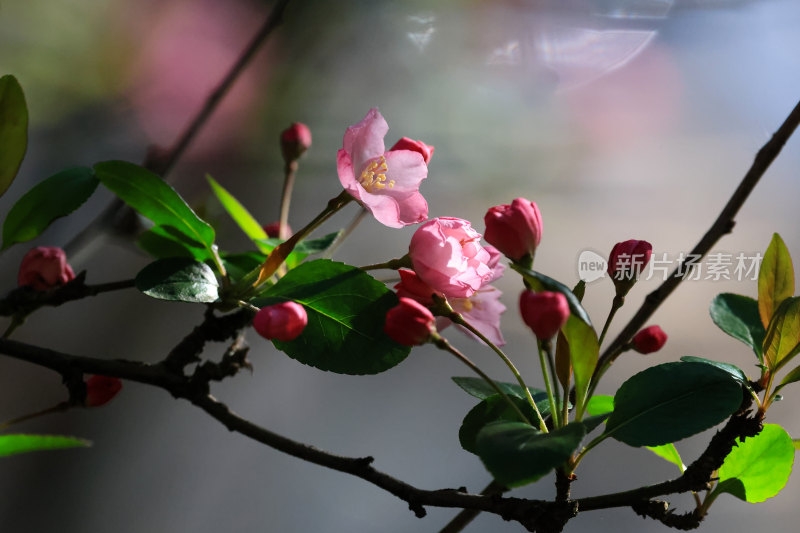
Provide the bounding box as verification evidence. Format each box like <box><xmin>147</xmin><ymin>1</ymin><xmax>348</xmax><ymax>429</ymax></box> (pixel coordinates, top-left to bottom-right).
<box><xmin>1</xmin><ymin>0</ymin><xmax>800</xmax><ymax>531</ymax></box>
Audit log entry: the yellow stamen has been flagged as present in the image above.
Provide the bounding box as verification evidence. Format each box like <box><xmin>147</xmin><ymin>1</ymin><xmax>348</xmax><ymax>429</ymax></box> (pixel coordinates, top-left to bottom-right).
<box><xmin>359</xmin><ymin>155</ymin><xmax>392</xmax><ymax>192</ymax></box>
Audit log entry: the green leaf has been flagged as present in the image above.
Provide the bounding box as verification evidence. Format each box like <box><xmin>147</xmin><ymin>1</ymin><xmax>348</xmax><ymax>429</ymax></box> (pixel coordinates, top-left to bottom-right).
<box><xmin>451</xmin><ymin>377</ymin><xmax>545</xmax><ymax>401</ymax></box>
<box><xmin>585</xmin><ymin>394</ymin><xmax>614</xmax><ymax>416</ymax></box>
<box><xmin>604</xmin><ymin>362</ymin><xmax>742</xmax><ymax>447</ymax></box>
<box><xmin>135</xmin><ymin>257</ymin><xmax>220</xmax><ymax>303</ymax></box>
<box><xmin>221</xmin><ymin>251</ymin><xmax>266</xmax><ymax>282</ymax></box>
<box><xmin>679</xmin><ymin>356</ymin><xmax>750</xmax><ymax>386</ymax></box>
<box><xmin>475</xmin><ymin>422</ymin><xmax>586</xmax><ymax>487</ymax></box>
<box><xmin>206</xmin><ymin>174</ymin><xmax>268</xmax><ymax>248</ymax></box>
<box><xmin>715</xmin><ymin>424</ymin><xmax>794</xmax><ymax>503</ymax></box>
<box><xmin>459</xmin><ymin>392</ymin><xmax>549</xmax><ymax>454</ymax></box>
<box><xmin>257</xmin><ymin>231</ymin><xmax>342</xmax><ymax>263</ymax></box>
<box><xmin>584</xmin><ymin>394</ymin><xmax>684</xmax><ymax>470</ymax></box>
<box><xmin>254</xmin><ymin>259</ymin><xmax>410</xmax><ymax>375</ymax></box>
<box><xmin>762</xmin><ymin>296</ymin><xmax>800</xmax><ymax>372</ymax></box>
<box><xmin>709</xmin><ymin>293</ymin><xmax>766</xmax><ymax>361</ymax></box>
<box><xmin>776</xmin><ymin>364</ymin><xmax>800</xmax><ymax>394</ymax></box>
<box><xmin>136</xmin><ymin>224</ymin><xmax>211</xmax><ymax>261</ymax></box>
<box><xmin>0</xmin><ymin>75</ymin><xmax>28</xmax><ymax>198</ymax></box>
<box><xmin>0</xmin><ymin>434</ymin><xmax>90</xmax><ymax>457</ymax></box>
<box><xmin>562</xmin><ymin>314</ymin><xmax>599</xmax><ymax>418</ymax></box>
<box><xmin>2</xmin><ymin>167</ymin><xmax>99</xmax><ymax>249</ymax></box>
<box><xmin>510</xmin><ymin>264</ymin><xmax>593</xmax><ymax>326</ymax></box>
<box><xmin>94</xmin><ymin>160</ymin><xmax>215</xmax><ymax>251</ymax></box>
<box><xmin>758</xmin><ymin>233</ymin><xmax>795</xmax><ymax>329</ymax></box>
<box><xmin>646</xmin><ymin>443</ymin><xmax>684</xmax><ymax>472</ymax></box>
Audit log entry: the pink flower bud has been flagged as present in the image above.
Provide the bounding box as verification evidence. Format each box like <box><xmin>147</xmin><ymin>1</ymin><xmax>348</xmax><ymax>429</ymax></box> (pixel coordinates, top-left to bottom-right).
<box><xmin>383</xmin><ymin>297</ymin><xmax>436</xmax><ymax>346</ymax></box>
<box><xmin>607</xmin><ymin>239</ymin><xmax>652</xmax><ymax>296</ymax></box>
<box><xmin>632</xmin><ymin>325</ymin><xmax>667</xmax><ymax>354</ymax></box>
<box><xmin>280</xmin><ymin>122</ymin><xmax>312</xmax><ymax>163</ymax></box>
<box><xmin>390</xmin><ymin>137</ymin><xmax>435</xmax><ymax>164</ymax></box>
<box><xmin>483</xmin><ymin>198</ymin><xmax>543</xmax><ymax>262</ymax></box>
<box><xmin>18</xmin><ymin>247</ymin><xmax>76</xmax><ymax>291</ymax></box>
<box><xmin>263</xmin><ymin>221</ymin><xmax>292</xmax><ymax>239</ymax></box>
<box><xmin>253</xmin><ymin>301</ymin><xmax>308</xmax><ymax>342</ymax></box>
<box><xmin>84</xmin><ymin>375</ymin><xmax>123</xmax><ymax>407</ymax></box>
<box><xmin>409</xmin><ymin>217</ymin><xmax>494</xmax><ymax>299</ymax></box>
<box><xmin>519</xmin><ymin>290</ymin><xmax>570</xmax><ymax>340</ymax></box>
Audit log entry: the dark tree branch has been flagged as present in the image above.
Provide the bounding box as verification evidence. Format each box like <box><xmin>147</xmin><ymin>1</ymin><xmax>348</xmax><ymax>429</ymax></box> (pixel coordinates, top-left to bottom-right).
<box><xmin>0</xmin><ymin>273</ymin><xmax>135</xmax><ymax>317</ymax></box>
<box><xmin>594</xmin><ymin>98</ymin><xmax>800</xmax><ymax>377</ymax></box>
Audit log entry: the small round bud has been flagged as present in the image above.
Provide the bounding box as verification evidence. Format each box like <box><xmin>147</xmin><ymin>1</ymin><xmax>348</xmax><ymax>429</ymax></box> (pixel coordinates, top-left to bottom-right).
<box><xmin>389</xmin><ymin>137</ymin><xmax>435</xmax><ymax>164</ymax></box>
<box><xmin>280</xmin><ymin>122</ymin><xmax>312</xmax><ymax>163</ymax></box>
<box><xmin>85</xmin><ymin>376</ymin><xmax>123</xmax><ymax>407</ymax></box>
<box><xmin>263</xmin><ymin>221</ymin><xmax>292</xmax><ymax>239</ymax></box>
<box><xmin>18</xmin><ymin>247</ymin><xmax>75</xmax><ymax>291</ymax></box>
<box><xmin>519</xmin><ymin>290</ymin><xmax>570</xmax><ymax>340</ymax></box>
<box><xmin>632</xmin><ymin>325</ymin><xmax>668</xmax><ymax>354</ymax></box>
<box><xmin>383</xmin><ymin>297</ymin><xmax>436</xmax><ymax>346</ymax></box>
<box><xmin>253</xmin><ymin>301</ymin><xmax>308</xmax><ymax>342</ymax></box>
<box><xmin>484</xmin><ymin>198</ymin><xmax>543</xmax><ymax>262</ymax></box>
<box><xmin>607</xmin><ymin>239</ymin><xmax>652</xmax><ymax>296</ymax></box>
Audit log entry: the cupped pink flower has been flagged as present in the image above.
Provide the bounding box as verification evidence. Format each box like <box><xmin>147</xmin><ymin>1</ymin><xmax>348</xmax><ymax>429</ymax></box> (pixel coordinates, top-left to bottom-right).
<box><xmin>253</xmin><ymin>301</ymin><xmax>308</xmax><ymax>342</ymax></box>
<box><xmin>484</xmin><ymin>198</ymin><xmax>543</xmax><ymax>261</ymax></box>
<box><xmin>337</xmin><ymin>108</ymin><xmax>429</xmax><ymax>228</ymax></box>
<box><xmin>384</xmin><ymin>297</ymin><xmax>436</xmax><ymax>346</ymax></box>
<box><xmin>632</xmin><ymin>325</ymin><xmax>667</xmax><ymax>354</ymax></box>
<box><xmin>85</xmin><ymin>376</ymin><xmax>123</xmax><ymax>407</ymax></box>
<box><xmin>18</xmin><ymin>247</ymin><xmax>75</xmax><ymax>291</ymax></box>
<box><xmin>409</xmin><ymin>217</ymin><xmax>494</xmax><ymax>298</ymax></box>
<box><xmin>395</xmin><ymin>268</ymin><xmax>438</xmax><ymax>306</ymax></box>
<box><xmin>390</xmin><ymin>137</ymin><xmax>435</xmax><ymax>164</ymax></box>
<box><xmin>519</xmin><ymin>290</ymin><xmax>570</xmax><ymax>340</ymax></box>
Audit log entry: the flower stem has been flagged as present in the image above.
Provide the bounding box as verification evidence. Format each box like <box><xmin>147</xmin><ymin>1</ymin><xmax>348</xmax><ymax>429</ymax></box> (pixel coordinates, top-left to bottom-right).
<box><xmin>431</xmin><ymin>333</ymin><xmax>531</xmax><ymax>427</ymax></box>
<box><xmin>278</xmin><ymin>160</ymin><xmax>298</xmax><ymax>240</ymax></box>
<box><xmin>450</xmin><ymin>314</ymin><xmax>548</xmax><ymax>432</ymax></box>
<box><xmin>323</xmin><ymin>207</ymin><xmax>369</xmax><ymax>259</ymax></box>
<box><xmin>538</xmin><ymin>339</ymin><xmax>560</xmax><ymax>428</ymax></box>
<box><xmin>598</xmin><ymin>295</ymin><xmax>624</xmax><ymax>348</ymax></box>
<box><xmin>359</xmin><ymin>255</ymin><xmax>413</xmax><ymax>271</ymax></box>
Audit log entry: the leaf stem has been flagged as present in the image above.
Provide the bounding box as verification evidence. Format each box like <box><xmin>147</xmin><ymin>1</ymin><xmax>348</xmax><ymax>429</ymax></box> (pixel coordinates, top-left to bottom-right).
<box><xmin>323</xmin><ymin>206</ymin><xmax>368</xmax><ymax>259</ymax></box>
<box><xmin>278</xmin><ymin>160</ymin><xmax>298</xmax><ymax>240</ymax></box>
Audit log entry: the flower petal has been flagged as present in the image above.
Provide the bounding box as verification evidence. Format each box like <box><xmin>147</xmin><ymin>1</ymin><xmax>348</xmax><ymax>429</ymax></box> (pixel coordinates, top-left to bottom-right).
<box><xmin>342</xmin><ymin>108</ymin><xmax>388</xmax><ymax>173</ymax></box>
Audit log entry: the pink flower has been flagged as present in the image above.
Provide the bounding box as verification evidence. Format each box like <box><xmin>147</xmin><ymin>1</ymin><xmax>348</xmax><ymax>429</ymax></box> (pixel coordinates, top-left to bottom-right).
<box><xmin>390</xmin><ymin>137</ymin><xmax>435</xmax><ymax>164</ymax></box>
<box><xmin>337</xmin><ymin>108</ymin><xmax>429</xmax><ymax>228</ymax></box>
<box><xmin>519</xmin><ymin>290</ymin><xmax>570</xmax><ymax>340</ymax></box>
<box><xmin>632</xmin><ymin>325</ymin><xmax>667</xmax><ymax>354</ymax></box>
<box><xmin>484</xmin><ymin>198</ymin><xmax>543</xmax><ymax>261</ymax></box>
<box><xmin>607</xmin><ymin>239</ymin><xmax>653</xmax><ymax>296</ymax></box>
<box><xmin>18</xmin><ymin>247</ymin><xmax>75</xmax><ymax>291</ymax></box>
<box><xmin>396</xmin><ymin>257</ymin><xmax>506</xmax><ymax>347</ymax></box>
<box><xmin>253</xmin><ymin>302</ymin><xmax>308</xmax><ymax>342</ymax></box>
<box><xmin>409</xmin><ymin>217</ymin><xmax>494</xmax><ymax>298</ymax></box>
<box><xmin>281</xmin><ymin>122</ymin><xmax>312</xmax><ymax>163</ymax></box>
<box><xmin>384</xmin><ymin>297</ymin><xmax>436</xmax><ymax>346</ymax></box>
<box><xmin>85</xmin><ymin>376</ymin><xmax>123</xmax><ymax>407</ymax></box>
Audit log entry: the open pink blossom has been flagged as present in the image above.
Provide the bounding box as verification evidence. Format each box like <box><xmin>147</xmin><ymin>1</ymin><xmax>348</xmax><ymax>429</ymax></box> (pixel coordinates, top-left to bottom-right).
<box><xmin>337</xmin><ymin>108</ymin><xmax>429</xmax><ymax>228</ymax></box>
<box><xmin>395</xmin><ymin>262</ymin><xmax>506</xmax><ymax>347</ymax></box>
<box><xmin>409</xmin><ymin>217</ymin><xmax>494</xmax><ymax>298</ymax></box>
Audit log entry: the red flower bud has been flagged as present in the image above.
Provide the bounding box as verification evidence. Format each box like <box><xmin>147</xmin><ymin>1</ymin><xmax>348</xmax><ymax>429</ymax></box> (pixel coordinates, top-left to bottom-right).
<box><xmin>484</xmin><ymin>198</ymin><xmax>543</xmax><ymax>262</ymax></box>
<box><xmin>85</xmin><ymin>375</ymin><xmax>123</xmax><ymax>407</ymax></box>
<box><xmin>519</xmin><ymin>290</ymin><xmax>570</xmax><ymax>340</ymax></box>
<box><xmin>263</xmin><ymin>221</ymin><xmax>292</xmax><ymax>239</ymax></box>
<box><xmin>280</xmin><ymin>122</ymin><xmax>312</xmax><ymax>163</ymax></box>
<box><xmin>632</xmin><ymin>325</ymin><xmax>667</xmax><ymax>354</ymax></box>
<box><xmin>389</xmin><ymin>137</ymin><xmax>435</xmax><ymax>164</ymax></box>
<box><xmin>384</xmin><ymin>297</ymin><xmax>436</xmax><ymax>346</ymax></box>
<box><xmin>253</xmin><ymin>302</ymin><xmax>308</xmax><ymax>342</ymax></box>
<box><xmin>607</xmin><ymin>239</ymin><xmax>652</xmax><ymax>296</ymax></box>
<box><xmin>18</xmin><ymin>247</ymin><xmax>75</xmax><ymax>291</ymax></box>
